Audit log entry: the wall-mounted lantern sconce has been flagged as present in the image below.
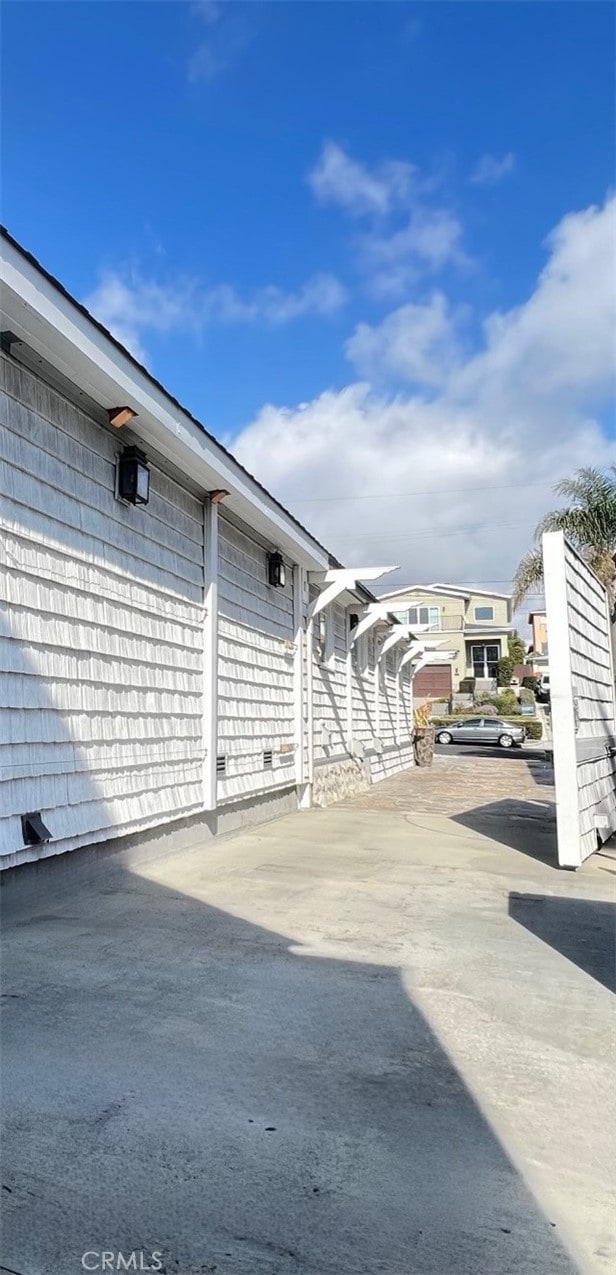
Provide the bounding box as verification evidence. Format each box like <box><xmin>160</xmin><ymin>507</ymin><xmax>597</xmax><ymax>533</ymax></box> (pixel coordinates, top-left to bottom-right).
<box><xmin>267</xmin><ymin>550</ymin><xmax>286</xmax><ymax>589</ymax></box>
<box><xmin>116</xmin><ymin>446</ymin><xmax>150</xmax><ymax>506</ymax></box>
<box><xmin>108</xmin><ymin>406</ymin><xmax>137</xmax><ymax>430</ymax></box>
<box><xmin>349</xmin><ymin>613</ymin><xmax>360</xmax><ymax>629</ymax></box>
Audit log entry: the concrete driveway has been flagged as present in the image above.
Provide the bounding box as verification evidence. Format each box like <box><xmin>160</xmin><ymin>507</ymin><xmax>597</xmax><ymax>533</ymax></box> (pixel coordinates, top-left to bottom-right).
<box><xmin>2</xmin><ymin>753</ymin><xmax>615</xmax><ymax>1275</ymax></box>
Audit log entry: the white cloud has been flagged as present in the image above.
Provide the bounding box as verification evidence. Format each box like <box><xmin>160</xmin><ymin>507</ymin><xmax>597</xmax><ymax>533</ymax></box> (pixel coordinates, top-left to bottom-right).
<box><xmin>232</xmin><ymin>196</ymin><xmax>616</xmax><ymax>595</ymax></box>
<box><xmin>259</xmin><ymin>274</ymin><xmax>347</xmax><ymax>323</ymax></box>
<box><xmin>470</xmin><ymin>152</ymin><xmax>515</xmax><ymax>186</ymax></box>
<box><xmin>84</xmin><ymin>269</ymin><xmax>346</xmax><ymax>364</ymax></box>
<box><xmin>346</xmin><ymin>292</ymin><xmax>462</xmax><ymax>386</ymax></box>
<box><xmin>188</xmin><ymin>0</ymin><xmax>254</xmax><ymax>83</ymax></box>
<box><xmin>360</xmin><ymin>207</ymin><xmax>466</xmax><ymax>295</ymax></box>
<box><xmin>308</xmin><ymin>141</ymin><xmax>465</xmax><ymax>292</ymax></box>
<box><xmin>308</xmin><ymin>141</ymin><xmax>415</xmax><ymax>216</ymax></box>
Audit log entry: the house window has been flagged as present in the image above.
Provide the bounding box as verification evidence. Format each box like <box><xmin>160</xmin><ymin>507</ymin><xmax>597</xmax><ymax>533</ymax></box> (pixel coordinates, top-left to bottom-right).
<box><xmin>408</xmin><ymin>605</ymin><xmax>440</xmax><ymax>631</ymax></box>
<box><xmin>392</xmin><ymin>608</ymin><xmax>409</xmax><ymax>622</ymax></box>
<box><xmin>474</xmin><ymin>605</ymin><xmax>494</xmax><ymax>621</ymax></box>
<box><xmin>470</xmin><ymin>643</ymin><xmax>500</xmax><ymax>679</ymax></box>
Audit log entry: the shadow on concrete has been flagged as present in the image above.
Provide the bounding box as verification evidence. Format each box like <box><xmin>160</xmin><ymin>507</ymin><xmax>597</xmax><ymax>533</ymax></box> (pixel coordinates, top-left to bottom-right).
<box><xmin>453</xmin><ymin>799</ymin><xmax>558</xmax><ymax>867</ymax></box>
<box><xmin>0</xmin><ymin>861</ymin><xmax>576</xmax><ymax>1275</ymax></box>
<box><xmin>509</xmin><ymin>893</ymin><xmax>616</xmax><ymax>993</ymax></box>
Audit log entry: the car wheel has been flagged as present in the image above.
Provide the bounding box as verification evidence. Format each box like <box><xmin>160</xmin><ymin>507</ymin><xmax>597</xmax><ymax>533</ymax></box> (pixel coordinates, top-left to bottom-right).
<box><xmin>437</xmin><ymin>731</ymin><xmax>453</xmax><ymax>744</ymax></box>
<box><xmin>499</xmin><ymin>733</ymin><xmax>513</xmax><ymax>749</ymax></box>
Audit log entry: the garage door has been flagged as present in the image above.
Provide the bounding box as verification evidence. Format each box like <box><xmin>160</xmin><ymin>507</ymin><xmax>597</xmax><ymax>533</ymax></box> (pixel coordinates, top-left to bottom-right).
<box><xmin>413</xmin><ymin>663</ymin><xmax>452</xmax><ymax>699</ymax></box>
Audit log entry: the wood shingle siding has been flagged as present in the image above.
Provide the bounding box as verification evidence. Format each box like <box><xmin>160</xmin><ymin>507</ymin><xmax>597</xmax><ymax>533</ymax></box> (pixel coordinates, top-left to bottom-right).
<box><xmin>312</xmin><ymin>600</ymin><xmax>348</xmax><ymax>760</ymax></box>
<box><xmin>0</xmin><ymin>354</ymin><xmax>205</xmax><ymax>862</ymax></box>
<box><xmin>216</xmin><ymin>514</ymin><xmax>295</xmax><ymax>803</ymax></box>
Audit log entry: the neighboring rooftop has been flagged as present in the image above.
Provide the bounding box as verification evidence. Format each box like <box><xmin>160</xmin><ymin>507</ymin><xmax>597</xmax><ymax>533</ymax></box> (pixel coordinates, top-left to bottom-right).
<box><xmin>378</xmin><ymin>582</ymin><xmax>512</xmax><ymax>601</ymax></box>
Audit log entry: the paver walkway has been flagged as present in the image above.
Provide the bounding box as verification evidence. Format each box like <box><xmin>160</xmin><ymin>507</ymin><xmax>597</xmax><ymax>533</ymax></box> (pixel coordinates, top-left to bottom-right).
<box><xmin>345</xmin><ymin>748</ymin><xmax>555</xmax><ymax>818</ymax></box>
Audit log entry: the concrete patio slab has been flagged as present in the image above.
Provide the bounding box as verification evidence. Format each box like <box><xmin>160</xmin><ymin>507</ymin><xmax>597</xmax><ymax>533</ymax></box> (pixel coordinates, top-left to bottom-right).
<box><xmin>2</xmin><ymin>754</ymin><xmax>614</xmax><ymax>1275</ymax></box>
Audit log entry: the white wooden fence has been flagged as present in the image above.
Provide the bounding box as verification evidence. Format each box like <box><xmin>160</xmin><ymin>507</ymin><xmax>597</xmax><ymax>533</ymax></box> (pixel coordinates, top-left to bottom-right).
<box><xmin>543</xmin><ymin>531</ymin><xmax>616</xmax><ymax>867</ymax></box>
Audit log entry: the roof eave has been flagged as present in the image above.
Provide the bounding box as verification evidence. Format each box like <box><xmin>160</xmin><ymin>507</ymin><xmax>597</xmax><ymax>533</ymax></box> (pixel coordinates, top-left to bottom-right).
<box><xmin>0</xmin><ymin>228</ymin><xmax>331</xmax><ymax>571</ymax></box>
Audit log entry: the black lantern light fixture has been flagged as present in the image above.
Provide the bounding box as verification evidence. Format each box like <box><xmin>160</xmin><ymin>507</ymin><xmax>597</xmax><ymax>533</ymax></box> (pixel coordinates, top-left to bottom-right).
<box><xmin>116</xmin><ymin>446</ymin><xmax>150</xmax><ymax>506</ymax></box>
<box><xmin>267</xmin><ymin>550</ymin><xmax>286</xmax><ymax>589</ymax></box>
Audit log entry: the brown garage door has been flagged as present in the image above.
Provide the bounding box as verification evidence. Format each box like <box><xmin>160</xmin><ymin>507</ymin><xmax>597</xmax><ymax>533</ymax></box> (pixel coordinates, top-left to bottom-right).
<box><xmin>413</xmin><ymin>663</ymin><xmax>452</xmax><ymax>699</ymax></box>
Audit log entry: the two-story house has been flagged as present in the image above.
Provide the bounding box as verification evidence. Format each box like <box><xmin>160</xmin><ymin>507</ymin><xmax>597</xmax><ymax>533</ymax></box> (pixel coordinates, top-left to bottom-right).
<box><xmin>376</xmin><ymin>582</ymin><xmax>514</xmax><ymax>697</ymax></box>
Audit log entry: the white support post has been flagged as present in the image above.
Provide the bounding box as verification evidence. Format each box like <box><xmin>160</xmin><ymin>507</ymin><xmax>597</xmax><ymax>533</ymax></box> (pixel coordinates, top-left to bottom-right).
<box><xmin>346</xmin><ymin>613</ymin><xmax>354</xmax><ymax>752</ymax></box>
<box><xmin>395</xmin><ymin>654</ymin><xmax>401</xmax><ymax>744</ymax></box>
<box><xmin>293</xmin><ymin>564</ymin><xmax>307</xmax><ymax>798</ymax></box>
<box><xmin>304</xmin><ymin>608</ymin><xmax>315</xmax><ymax>805</ymax></box>
<box><xmin>202</xmin><ymin>496</ymin><xmax>219</xmax><ymax>810</ymax></box>
<box><xmin>543</xmin><ymin>530</ymin><xmax>581</xmax><ymax>868</ymax></box>
<box><xmin>374</xmin><ymin>637</ymin><xmax>381</xmax><ymax>736</ymax></box>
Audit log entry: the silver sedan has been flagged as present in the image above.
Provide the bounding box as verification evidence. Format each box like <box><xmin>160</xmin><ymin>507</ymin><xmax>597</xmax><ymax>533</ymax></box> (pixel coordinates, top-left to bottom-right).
<box><xmin>435</xmin><ymin>717</ymin><xmax>526</xmax><ymax>749</ymax></box>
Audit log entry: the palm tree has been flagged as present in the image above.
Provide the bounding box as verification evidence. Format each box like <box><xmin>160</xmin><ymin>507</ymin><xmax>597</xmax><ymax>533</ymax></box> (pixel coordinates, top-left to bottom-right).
<box><xmin>513</xmin><ymin>466</ymin><xmax>616</xmax><ymax>608</ymax></box>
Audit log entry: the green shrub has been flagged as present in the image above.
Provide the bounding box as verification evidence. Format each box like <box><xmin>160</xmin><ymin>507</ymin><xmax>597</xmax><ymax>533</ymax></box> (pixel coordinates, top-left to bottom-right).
<box><xmin>495</xmin><ymin>689</ymin><xmax>518</xmax><ymax>714</ymax></box>
<box><xmin>475</xmin><ymin>691</ymin><xmax>493</xmax><ymax>705</ymax></box>
<box><xmin>524</xmin><ymin>719</ymin><xmax>543</xmax><ymax>740</ymax></box>
<box><xmin>508</xmin><ymin>634</ymin><xmax>527</xmax><ymax>666</ymax></box>
<box><xmin>519</xmin><ymin>687</ymin><xmax>535</xmax><ymax>707</ymax></box>
<box><xmin>497</xmin><ymin>655</ymin><xmax>515</xmax><ymax>687</ymax></box>
<box><xmin>522</xmin><ymin>675</ymin><xmax>540</xmax><ymax>692</ymax></box>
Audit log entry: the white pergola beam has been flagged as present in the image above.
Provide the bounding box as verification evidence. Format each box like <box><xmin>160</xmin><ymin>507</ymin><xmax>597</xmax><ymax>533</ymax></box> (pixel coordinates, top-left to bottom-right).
<box><xmin>308</xmin><ymin>565</ymin><xmax>399</xmax><ymax>586</ymax></box>
<box><xmin>307</xmin><ymin>565</ymin><xmax>399</xmax><ymax>619</ymax></box>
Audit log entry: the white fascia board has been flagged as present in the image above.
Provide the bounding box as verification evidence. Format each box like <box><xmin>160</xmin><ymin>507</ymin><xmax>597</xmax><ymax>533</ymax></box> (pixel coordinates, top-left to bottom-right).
<box><xmin>1</xmin><ymin>240</ymin><xmax>329</xmax><ymax>571</ymax></box>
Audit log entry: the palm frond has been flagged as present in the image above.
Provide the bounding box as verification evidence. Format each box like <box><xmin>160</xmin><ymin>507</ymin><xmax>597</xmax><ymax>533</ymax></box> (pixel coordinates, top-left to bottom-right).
<box><xmin>512</xmin><ymin>548</ymin><xmax>544</xmax><ymax>609</ymax></box>
<box><xmin>514</xmin><ymin>466</ymin><xmax>616</xmax><ymax>606</ymax></box>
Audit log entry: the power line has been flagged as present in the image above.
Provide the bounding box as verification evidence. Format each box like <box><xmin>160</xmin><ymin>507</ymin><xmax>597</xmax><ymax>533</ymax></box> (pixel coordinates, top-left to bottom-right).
<box><xmin>333</xmin><ymin>519</ymin><xmax>529</xmax><ymax>544</ymax></box>
<box><xmin>287</xmin><ymin>479</ymin><xmax>556</xmax><ymax>505</ymax></box>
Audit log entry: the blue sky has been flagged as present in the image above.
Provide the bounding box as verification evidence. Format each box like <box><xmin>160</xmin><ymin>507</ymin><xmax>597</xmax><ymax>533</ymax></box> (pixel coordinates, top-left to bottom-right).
<box><xmin>2</xmin><ymin>1</ymin><xmax>615</xmax><ymax>594</ymax></box>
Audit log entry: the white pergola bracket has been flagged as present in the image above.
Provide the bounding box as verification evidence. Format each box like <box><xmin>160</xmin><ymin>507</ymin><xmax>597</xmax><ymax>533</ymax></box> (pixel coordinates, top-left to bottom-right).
<box><xmin>398</xmin><ymin>640</ymin><xmax>449</xmax><ymax>671</ymax></box>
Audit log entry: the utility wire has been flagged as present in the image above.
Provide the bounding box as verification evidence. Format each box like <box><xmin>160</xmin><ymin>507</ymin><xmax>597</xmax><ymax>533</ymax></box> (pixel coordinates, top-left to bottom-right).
<box><xmin>288</xmin><ymin>479</ymin><xmax>556</xmax><ymax>504</ymax></box>
<box><xmin>333</xmin><ymin>520</ymin><xmax>529</xmax><ymax>544</ymax></box>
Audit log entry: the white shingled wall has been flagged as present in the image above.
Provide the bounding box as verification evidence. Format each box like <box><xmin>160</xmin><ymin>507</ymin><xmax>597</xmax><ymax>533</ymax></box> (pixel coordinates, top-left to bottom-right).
<box><xmin>312</xmin><ymin>598</ymin><xmax>348</xmax><ymax>761</ymax></box>
<box><xmin>0</xmin><ymin>354</ymin><xmax>205</xmax><ymax>864</ymax></box>
<box><xmin>216</xmin><ymin>513</ymin><xmax>296</xmax><ymax>802</ymax></box>
<box><xmin>0</xmin><ymin>352</ymin><xmax>420</xmax><ymax>868</ymax></box>
<box><xmin>351</xmin><ymin>629</ymin><xmax>376</xmax><ymax>750</ymax></box>
<box><xmin>543</xmin><ymin>530</ymin><xmax>616</xmax><ymax>867</ymax></box>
